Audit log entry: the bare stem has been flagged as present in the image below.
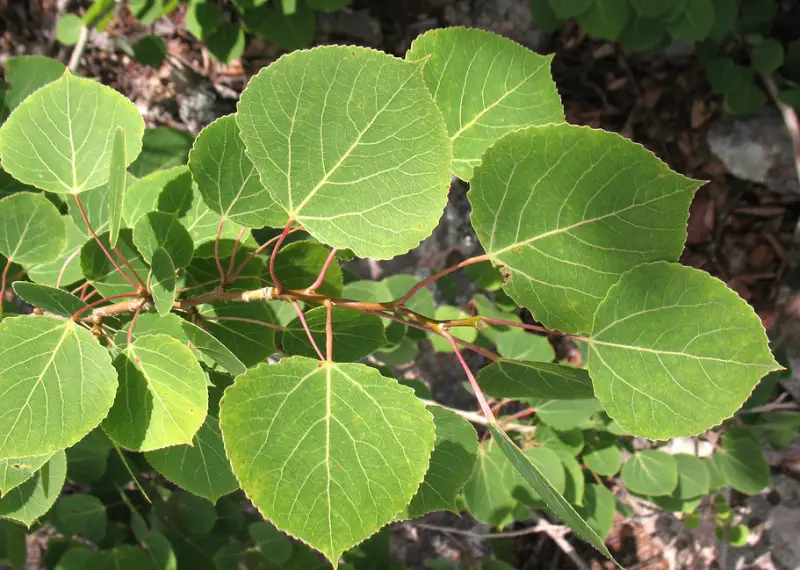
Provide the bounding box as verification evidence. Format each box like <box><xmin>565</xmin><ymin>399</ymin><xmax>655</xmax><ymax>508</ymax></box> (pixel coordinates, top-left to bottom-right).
<box><xmin>127</xmin><ymin>302</ymin><xmax>144</xmax><ymax>346</ymax></box>
<box><xmin>392</xmin><ymin>254</ymin><xmax>489</xmax><ymax>307</ymax></box>
<box><xmin>225</xmin><ymin>227</ymin><xmax>248</xmax><ymax>281</ymax></box>
<box><xmin>307</xmin><ymin>248</ymin><xmax>338</xmax><ymax>293</ymax></box>
<box><xmin>72</xmin><ymin>194</ymin><xmax>139</xmax><ymax>291</ymax></box>
<box><xmin>420</xmin><ymin>399</ymin><xmax>536</xmax><ymax>434</ymax></box>
<box><xmin>71</xmin><ymin>293</ymin><xmax>142</xmax><ymax>321</ymax></box>
<box><xmin>231</xmin><ymin>227</ymin><xmax>302</xmax><ymax>282</ymax></box>
<box><xmin>113</xmin><ymin>246</ymin><xmax>147</xmax><ymax>289</ymax></box>
<box><xmin>290</xmin><ymin>300</ymin><xmax>324</xmax><ymax>360</ymax></box>
<box><xmin>269</xmin><ymin>220</ymin><xmax>294</xmax><ymax>294</ymax></box>
<box><xmin>443</xmin><ymin>330</ymin><xmax>495</xmax><ymax>420</ymax></box>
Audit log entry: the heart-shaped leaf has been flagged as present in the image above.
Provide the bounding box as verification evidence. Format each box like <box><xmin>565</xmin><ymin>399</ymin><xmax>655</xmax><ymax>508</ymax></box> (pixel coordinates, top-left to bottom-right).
<box><xmin>0</xmin><ymin>192</ymin><xmax>66</xmax><ymax>267</ymax></box>
<box><xmin>620</xmin><ymin>450</ymin><xmax>678</xmax><ymax>496</ymax></box>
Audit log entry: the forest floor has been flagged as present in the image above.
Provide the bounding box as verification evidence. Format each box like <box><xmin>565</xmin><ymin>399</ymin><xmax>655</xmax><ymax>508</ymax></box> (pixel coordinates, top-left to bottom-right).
<box><xmin>1</xmin><ymin>0</ymin><xmax>799</xmax><ymax>569</ymax></box>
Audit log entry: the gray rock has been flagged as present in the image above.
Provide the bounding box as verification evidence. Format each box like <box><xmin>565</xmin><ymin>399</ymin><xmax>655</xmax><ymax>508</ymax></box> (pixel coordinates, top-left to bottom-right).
<box><xmin>707</xmin><ymin>109</ymin><xmax>800</xmax><ymax>195</ymax></box>
<box><xmin>768</xmin><ymin>505</ymin><xmax>800</xmax><ymax>570</ymax></box>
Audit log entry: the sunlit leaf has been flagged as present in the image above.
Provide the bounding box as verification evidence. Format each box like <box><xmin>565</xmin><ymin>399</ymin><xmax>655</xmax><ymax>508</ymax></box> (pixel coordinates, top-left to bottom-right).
<box><xmin>0</xmin><ymin>192</ymin><xmax>66</xmax><ymax>266</ymax></box>
<box><xmin>588</xmin><ymin>262</ymin><xmax>780</xmax><ymax>439</ymax></box>
<box><xmin>1</xmin><ymin>55</ymin><xmax>66</xmax><ymax>113</ymax></box>
<box><xmin>495</xmin><ymin>329</ymin><xmax>555</xmax><ymax>361</ymax></box>
<box><xmin>406</xmin><ymin>27</ymin><xmax>563</xmax><ymax>181</ymax></box>
<box><xmin>12</xmin><ymin>282</ymin><xmax>86</xmax><ymax>318</ymax></box>
<box><xmin>220</xmin><ymin>356</ymin><xmax>435</xmax><ymax>565</ymax></box>
<box><xmin>0</xmin><ymin>71</ymin><xmax>144</xmax><ymax>194</ymax></box>
<box><xmin>582</xmin><ymin>436</ymin><xmax>621</xmax><ymax>476</ymax></box>
<box><xmin>27</xmin><ymin>216</ymin><xmax>87</xmax><ymax>287</ymax></box>
<box><xmin>0</xmin><ymin>451</ymin><xmax>66</xmax><ymax>526</ymax></box>
<box><xmin>0</xmin><ymin>452</ymin><xmax>55</xmax><ymax>495</ymax></box>
<box><xmin>146</xmin><ymin>416</ymin><xmax>238</xmax><ymax>503</ymax></box>
<box><xmin>150</xmin><ymin>248</ymin><xmax>176</xmax><ymax>315</ymax></box>
<box><xmin>0</xmin><ymin>317</ymin><xmax>117</xmax><ymax>459</ymax></box>
<box><xmin>469</xmin><ymin>125</ymin><xmax>701</xmax><ymax>334</ymax></box>
<box><xmin>107</xmin><ymin>127</ymin><xmax>127</xmax><ymax>248</ymax></box>
<box><xmin>132</xmin><ymin>211</ymin><xmax>194</xmax><ymax>267</ymax></box>
<box><xmin>620</xmin><ymin>450</ymin><xmax>678</xmax><ymax>496</ymax></box>
<box><xmin>102</xmin><ymin>334</ymin><xmax>208</xmax><ymax>452</ymax></box>
<box><xmin>236</xmin><ymin>46</ymin><xmax>451</xmax><ymax>259</ymax></box>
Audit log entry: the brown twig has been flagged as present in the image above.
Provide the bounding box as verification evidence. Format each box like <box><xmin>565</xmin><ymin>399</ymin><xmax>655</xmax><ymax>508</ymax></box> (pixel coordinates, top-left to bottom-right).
<box><xmin>225</xmin><ymin>227</ymin><xmax>249</xmax><ymax>281</ymax></box>
<box><xmin>443</xmin><ymin>330</ymin><xmax>495</xmax><ymax>419</ymax></box>
<box><xmin>269</xmin><ymin>219</ymin><xmax>294</xmax><ymax>294</ymax></box>
<box><xmin>392</xmin><ymin>254</ymin><xmax>489</xmax><ymax>307</ymax></box>
<box><xmin>307</xmin><ymin>248</ymin><xmax>338</xmax><ymax>293</ymax></box>
<box><xmin>231</xmin><ymin>227</ymin><xmax>303</xmax><ymax>281</ymax></box>
<box><xmin>290</xmin><ymin>300</ymin><xmax>324</xmax><ymax>360</ymax></box>
<box><xmin>214</xmin><ymin>218</ymin><xmax>228</xmax><ymax>286</ymax></box>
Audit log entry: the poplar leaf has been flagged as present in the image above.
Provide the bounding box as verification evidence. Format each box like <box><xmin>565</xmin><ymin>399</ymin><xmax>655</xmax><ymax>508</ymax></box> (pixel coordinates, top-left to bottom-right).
<box><xmin>282</xmin><ymin>306</ymin><xmax>387</xmax><ymax>362</ymax></box>
<box><xmin>236</xmin><ymin>46</ymin><xmax>452</xmax><ymax>259</ymax></box>
<box><xmin>132</xmin><ymin>211</ymin><xmax>194</xmax><ymax>267</ymax></box>
<box><xmin>718</xmin><ymin>428</ymin><xmax>770</xmax><ymax>494</ymax></box>
<box><xmin>12</xmin><ymin>282</ymin><xmax>86</xmax><ymax>318</ymax></box>
<box><xmin>0</xmin><ymin>71</ymin><xmax>144</xmax><ymax>194</ymax></box>
<box><xmin>149</xmin><ymin>248</ymin><xmax>176</xmax><ymax>315</ymax></box>
<box><xmin>488</xmin><ymin>424</ymin><xmax>616</xmax><ymax>561</ymax></box>
<box><xmin>107</xmin><ymin>127</ymin><xmax>127</xmax><ymax>248</ymax></box>
<box><xmin>406</xmin><ymin>27</ymin><xmax>563</xmax><ymax>181</ymax></box>
<box><xmin>672</xmin><ymin>453</ymin><xmax>710</xmax><ymax>499</ymax></box>
<box><xmin>27</xmin><ymin>216</ymin><xmax>86</xmax><ymax>287</ymax></box>
<box><xmin>219</xmin><ymin>357</ymin><xmax>436</xmax><ymax>566</ymax></box>
<box><xmin>0</xmin><ymin>192</ymin><xmax>66</xmax><ymax>266</ymax></box>
<box><xmin>478</xmin><ymin>360</ymin><xmax>594</xmax><ymax>400</ymax></box>
<box><xmin>80</xmin><ymin>229</ymin><xmax>149</xmax><ymax>298</ymax></box>
<box><xmin>0</xmin><ymin>451</ymin><xmax>66</xmax><ymax>526</ymax></box>
<box><xmin>102</xmin><ymin>334</ymin><xmax>208</xmax><ymax>451</ymax></box>
<box><xmin>0</xmin><ymin>316</ymin><xmax>117</xmax><ymax>459</ymax></box>
<box><xmin>189</xmin><ymin>114</ymin><xmax>285</xmax><ymax>228</ymax></box>
<box><xmin>267</xmin><ymin>241</ymin><xmax>343</xmax><ymax>296</ymax></box>
<box><xmin>576</xmin><ymin>483</ymin><xmax>614</xmax><ymax>539</ymax></box>
<box><xmin>129</xmin><ymin>127</ymin><xmax>193</xmax><ymax>178</ymax></box>
<box><xmin>199</xmin><ymin>301</ymin><xmax>278</xmax><ymax>367</ymax></box>
<box><xmin>463</xmin><ymin>440</ymin><xmax>527</xmax><ymax>529</ymax></box>
<box><xmin>469</xmin><ymin>124</ymin><xmax>701</xmax><ymax>334</ymax></box>
<box><xmin>54</xmin><ymin>494</ymin><xmax>107</xmax><ymax>543</ymax></box>
<box><xmin>588</xmin><ymin>262</ymin><xmax>780</xmax><ymax>439</ymax></box>
<box><xmin>582</xmin><ymin>438</ymin><xmax>622</xmax><ymax>476</ymax></box>
<box><xmin>534</xmin><ymin>399</ymin><xmax>601</xmax><ymax>430</ymax></box>
<box><xmin>145</xmin><ymin>416</ymin><xmax>238</xmax><ymax>503</ymax></box>
<box><xmin>69</xmin><ymin>185</ymin><xmax>110</xmax><ymax>236</ymax></box>
<box><xmin>405</xmin><ymin>406</ymin><xmax>478</xmax><ymax>518</ymax></box>
<box><xmin>620</xmin><ymin>450</ymin><xmax>678</xmax><ymax>496</ymax></box>
<box><xmin>2</xmin><ymin>55</ymin><xmax>66</xmax><ymax>112</ymax></box>
<box><xmin>180</xmin><ymin>320</ymin><xmax>247</xmax><ymax>377</ymax></box>
<box><xmin>0</xmin><ymin>452</ymin><xmax>55</xmax><ymax>495</ymax></box>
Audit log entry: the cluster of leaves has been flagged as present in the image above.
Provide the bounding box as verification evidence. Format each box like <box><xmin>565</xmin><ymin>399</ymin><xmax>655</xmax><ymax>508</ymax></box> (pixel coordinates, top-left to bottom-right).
<box><xmin>0</xmin><ymin>24</ymin><xmax>787</xmax><ymax>569</ymax></box>
<box><xmin>528</xmin><ymin>0</ymin><xmax>800</xmax><ymax>115</ymax></box>
<box><xmin>56</xmin><ymin>0</ymin><xmax>352</xmax><ymax>68</ymax></box>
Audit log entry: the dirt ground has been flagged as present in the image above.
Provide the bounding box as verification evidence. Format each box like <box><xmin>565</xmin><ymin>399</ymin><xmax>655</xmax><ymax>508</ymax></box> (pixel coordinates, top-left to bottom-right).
<box><xmin>1</xmin><ymin>1</ymin><xmax>799</xmax><ymax>569</ymax></box>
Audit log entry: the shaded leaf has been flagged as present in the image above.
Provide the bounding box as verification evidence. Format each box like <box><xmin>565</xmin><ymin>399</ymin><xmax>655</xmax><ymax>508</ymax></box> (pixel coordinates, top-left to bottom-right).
<box><xmin>0</xmin><ymin>451</ymin><xmax>66</xmax><ymax>526</ymax></box>
<box><xmin>406</xmin><ymin>28</ymin><xmax>563</xmax><ymax>181</ymax></box>
<box><xmin>249</xmin><ymin>522</ymin><xmax>293</xmax><ymax>564</ymax></box>
<box><xmin>267</xmin><ymin>240</ymin><xmax>343</xmax><ymax>296</ymax></box>
<box><xmin>199</xmin><ymin>301</ymin><xmax>278</xmax><ymax>367</ymax></box>
<box><xmin>54</xmin><ymin>494</ymin><xmax>107</xmax><ymax>542</ymax></box>
<box><xmin>620</xmin><ymin>450</ymin><xmax>678</xmax><ymax>496</ymax></box>
<box><xmin>718</xmin><ymin>428</ymin><xmax>770</xmax><ymax>495</ymax></box>
<box><xmin>576</xmin><ymin>0</ymin><xmax>630</xmax><ymax>39</ymax></box>
<box><xmin>132</xmin><ymin>211</ymin><xmax>194</xmax><ymax>267</ymax></box>
<box><xmin>576</xmin><ymin>483</ymin><xmax>614</xmax><ymax>539</ymax></box>
<box><xmin>533</xmin><ymin>425</ymin><xmax>584</xmax><ymax>456</ymax></box>
<box><xmin>582</xmin><ymin>438</ymin><xmax>621</xmax><ymax>476</ymax></box>
<box><xmin>129</xmin><ymin>128</ymin><xmax>193</xmax><ymax>178</ymax></box>
<box><xmin>220</xmin><ymin>356</ymin><xmax>436</xmax><ymax>565</ymax></box>
<box><xmin>534</xmin><ymin>399</ymin><xmax>601</xmax><ymax>430</ymax></box>
<box><xmin>180</xmin><ymin>320</ymin><xmax>247</xmax><ymax>376</ymax></box>
<box><xmin>66</xmin><ymin>429</ymin><xmax>113</xmax><ymax>485</ymax></box>
<box><xmin>2</xmin><ymin>55</ymin><xmax>66</xmax><ymax>113</ymax></box>
<box><xmin>28</xmin><ymin>215</ymin><xmax>86</xmax><ymax>287</ymax></box>
<box><xmin>12</xmin><ymin>282</ymin><xmax>86</xmax><ymax>318</ymax></box>
<box><xmin>282</xmin><ymin>306</ymin><xmax>387</xmax><ymax>362</ymax></box>
<box><xmin>673</xmin><ymin>453</ymin><xmax>710</xmax><ymax>499</ymax></box>
<box><xmin>495</xmin><ymin>330</ymin><xmax>555</xmax><ymax>362</ymax></box>
<box><xmin>244</xmin><ymin>1</ymin><xmax>316</xmax><ymax>51</ymax></box>
<box><xmin>478</xmin><ymin>360</ymin><xmax>594</xmax><ymax>400</ymax></box>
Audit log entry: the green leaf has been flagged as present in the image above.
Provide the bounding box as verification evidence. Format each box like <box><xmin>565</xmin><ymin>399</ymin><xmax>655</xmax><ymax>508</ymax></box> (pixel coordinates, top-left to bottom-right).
<box><xmin>672</xmin><ymin>453</ymin><xmax>710</xmax><ymax>499</ymax></box>
<box><xmin>249</xmin><ymin>522</ymin><xmax>293</xmax><ymax>563</ymax></box>
<box><xmin>463</xmin><ymin>440</ymin><xmax>527</xmax><ymax>528</ymax></box>
<box><xmin>305</xmin><ymin>0</ymin><xmax>351</xmax><ymax>11</ymax></box>
<box><xmin>145</xmin><ymin>416</ymin><xmax>238</xmax><ymax>503</ymax></box>
<box><xmin>102</xmin><ymin>334</ymin><xmax>208</xmax><ymax>452</ymax></box>
<box><xmin>495</xmin><ymin>330</ymin><xmax>555</xmax><ymax>362</ymax></box>
<box><xmin>27</xmin><ymin>216</ymin><xmax>86</xmax><ymax>287</ymax></box>
<box><xmin>282</xmin><ymin>306</ymin><xmax>387</xmax><ymax>362</ymax></box>
<box><xmin>620</xmin><ymin>450</ymin><xmax>678</xmax><ymax>496</ymax></box>
<box><xmin>488</xmin><ymin>424</ymin><xmax>615</xmax><ymax>560</ymax></box>
<box><xmin>707</xmin><ymin>58</ymin><xmax>752</xmax><ymax>95</ymax></box>
<box><xmin>718</xmin><ymin>428</ymin><xmax>770</xmax><ymax>494</ymax></box>
<box><xmin>534</xmin><ymin>399</ymin><xmax>601</xmax><ymax>430</ymax></box>
<box><xmin>189</xmin><ymin>115</ymin><xmax>284</xmax><ymax>229</ymax></box>
<box><xmin>0</xmin><ymin>451</ymin><xmax>65</xmax><ymax>526</ymax></box>
<box><xmin>553</xmin><ymin>448</ymin><xmax>585</xmax><ymax>505</ymax></box>
<box><xmin>130</xmin><ymin>0</ymin><xmax>173</xmax><ymax>24</ymax></box>
<box><xmin>150</xmin><ymin>248</ymin><xmax>176</xmax><ymax>315</ymax></box>
<box><xmin>406</xmin><ymin>27</ymin><xmax>563</xmax><ymax>181</ymax></box>
<box><xmin>205</xmin><ymin>23</ymin><xmax>246</xmax><ymax>64</ymax></box>
<box><xmin>66</xmin><ymin>429</ymin><xmax>113</xmax><ymax>485</ymax></box>
<box><xmin>124</xmin><ymin>166</ymin><xmax>184</xmax><ymax>225</ymax></box>
<box><xmin>180</xmin><ymin>320</ymin><xmax>247</xmax><ymax>376</ymax></box>
<box><xmin>133</xmin><ymin>212</ymin><xmax>194</xmax><ymax>267</ymax></box>
<box><xmin>198</xmin><ymin>301</ymin><xmax>278</xmax><ymax>367</ymax></box>
<box><xmin>709</xmin><ymin>0</ymin><xmax>738</xmax><ymax>38</ymax></box>
<box><xmin>129</xmin><ymin>128</ymin><xmax>193</xmax><ymax>178</ymax></box>
<box><xmin>664</xmin><ymin>0</ymin><xmax>714</xmax><ymax>40</ymax></box>
<box><xmin>704</xmin><ymin>454</ymin><xmax>727</xmax><ymax>491</ymax></box>
<box><xmin>750</xmin><ymin>38</ymin><xmax>784</xmax><ymax>73</ymax></box>
<box><xmin>0</xmin><ymin>192</ymin><xmax>66</xmax><ymax>266</ymax></box>
<box><xmin>12</xmin><ymin>282</ymin><xmax>86</xmax><ymax>318</ymax></box>
<box><xmin>69</xmin><ymin>184</ymin><xmax>111</xmax><ymax>237</ymax></box>
<box><xmin>80</xmin><ymin>229</ymin><xmax>149</xmax><ymax>298</ymax></box>
<box><xmin>528</xmin><ymin>0</ymin><xmax>563</xmax><ymax>32</ymax></box>
<box><xmin>547</xmin><ymin>0</ymin><xmax>592</xmax><ymax>18</ymax></box>
<box><xmin>167</xmin><ymin>491</ymin><xmax>218</xmax><ymax>534</ymax></box>
<box><xmin>0</xmin><ymin>71</ymin><xmax>145</xmax><ymax>194</ymax></box>
<box><xmin>582</xmin><ymin>438</ymin><xmax>621</xmax><ymax>476</ymax></box>
<box><xmin>54</xmin><ymin>494</ymin><xmax>107</xmax><ymax>543</ymax></box>
<box><xmin>618</xmin><ymin>14</ymin><xmax>666</xmax><ymax>52</ymax></box>
<box><xmin>534</xmin><ymin>425</ymin><xmax>584</xmax><ymax>456</ymax></box>
<box><xmin>469</xmin><ymin>124</ymin><xmax>701</xmax><ymax>334</ymax></box>
<box><xmin>405</xmin><ymin>406</ymin><xmax>478</xmax><ymax>518</ymax></box>
<box><xmin>2</xmin><ymin>56</ymin><xmax>66</xmax><ymax>113</ymax></box>
<box><xmin>107</xmin><ymin>128</ymin><xmax>127</xmax><ymax>248</ymax></box>
<box><xmin>576</xmin><ymin>0</ymin><xmax>630</xmax><ymax>40</ymax></box>
<box><xmin>219</xmin><ymin>357</ymin><xmax>436</xmax><ymax>565</ymax></box>
<box><xmin>267</xmin><ymin>240</ymin><xmax>343</xmax><ymax>296</ymax></box>
<box><xmin>236</xmin><ymin>46</ymin><xmax>451</xmax><ymax>260</ymax></box>
<box><xmin>588</xmin><ymin>262</ymin><xmax>780</xmax><ymax>439</ymax></box>
<box><xmin>429</xmin><ymin>306</ymin><xmax>477</xmax><ymax>352</ymax></box>
<box><xmin>0</xmin><ymin>317</ymin><xmax>117</xmax><ymax>459</ymax></box>
<box><xmin>244</xmin><ymin>1</ymin><xmax>316</xmax><ymax>51</ymax></box>
<box><xmin>515</xmin><ymin>446</ymin><xmax>566</xmax><ymax>505</ymax></box>
<box><xmin>132</xmin><ymin>35</ymin><xmax>168</xmax><ymax>68</ymax></box>
<box><xmin>0</xmin><ymin>452</ymin><xmax>55</xmax><ymax>495</ymax></box>
<box><xmin>724</xmin><ymin>79</ymin><xmax>767</xmax><ymax>115</ymax></box>
<box><xmin>186</xmin><ymin>0</ymin><xmax>221</xmax><ymax>39</ymax></box>
<box><xmin>728</xmin><ymin>524</ymin><xmax>749</xmax><ymax>546</ymax></box>
<box><xmin>576</xmin><ymin>483</ymin><xmax>614</xmax><ymax>539</ymax></box>
<box><xmin>478</xmin><ymin>360</ymin><xmax>594</xmax><ymax>400</ymax></box>
<box><xmin>56</xmin><ymin>14</ymin><xmax>84</xmax><ymax>46</ymax></box>
<box><xmin>629</xmin><ymin>0</ymin><xmax>673</xmax><ymax>18</ymax></box>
